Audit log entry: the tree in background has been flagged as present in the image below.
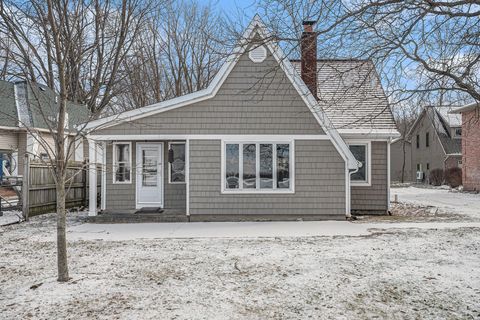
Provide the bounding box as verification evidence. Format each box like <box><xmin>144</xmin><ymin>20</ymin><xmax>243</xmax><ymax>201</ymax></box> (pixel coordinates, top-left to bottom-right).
<box><xmin>0</xmin><ymin>0</ymin><xmax>155</xmax><ymax>282</ymax></box>
<box><xmin>115</xmin><ymin>0</ymin><xmax>226</xmax><ymax>111</ymax></box>
<box><xmin>253</xmin><ymin>0</ymin><xmax>478</xmax><ymax>110</ymax></box>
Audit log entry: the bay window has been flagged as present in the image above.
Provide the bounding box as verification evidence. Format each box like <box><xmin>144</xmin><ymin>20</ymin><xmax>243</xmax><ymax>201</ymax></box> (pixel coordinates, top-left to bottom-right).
<box><xmin>113</xmin><ymin>142</ymin><xmax>131</xmax><ymax>183</ymax></box>
<box><xmin>223</xmin><ymin>142</ymin><xmax>293</xmax><ymax>192</ymax></box>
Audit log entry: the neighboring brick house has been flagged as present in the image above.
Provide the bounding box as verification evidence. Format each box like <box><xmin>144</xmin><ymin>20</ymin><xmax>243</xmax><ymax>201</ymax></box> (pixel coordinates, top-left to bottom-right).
<box><xmin>451</xmin><ymin>103</ymin><xmax>480</xmax><ymax>191</ymax></box>
<box><xmin>399</xmin><ymin>106</ymin><xmax>462</xmax><ymax>182</ymax></box>
<box><xmin>0</xmin><ymin>80</ymin><xmax>89</xmax><ymax>176</ymax></box>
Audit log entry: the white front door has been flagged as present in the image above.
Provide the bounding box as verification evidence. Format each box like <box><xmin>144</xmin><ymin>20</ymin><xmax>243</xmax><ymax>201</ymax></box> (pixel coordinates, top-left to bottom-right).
<box><xmin>136</xmin><ymin>143</ymin><xmax>163</xmax><ymax>208</ymax></box>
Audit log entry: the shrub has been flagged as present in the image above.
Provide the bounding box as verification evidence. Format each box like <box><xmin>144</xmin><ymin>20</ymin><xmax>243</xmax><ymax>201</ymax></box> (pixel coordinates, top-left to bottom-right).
<box><xmin>429</xmin><ymin>169</ymin><xmax>444</xmax><ymax>186</ymax></box>
<box><xmin>445</xmin><ymin>167</ymin><xmax>462</xmax><ymax>188</ymax></box>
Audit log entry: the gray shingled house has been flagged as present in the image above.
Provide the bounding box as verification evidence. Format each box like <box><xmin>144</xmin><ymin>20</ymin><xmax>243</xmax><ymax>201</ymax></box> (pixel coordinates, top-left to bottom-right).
<box><xmin>84</xmin><ymin>16</ymin><xmax>400</xmax><ymax>221</ymax></box>
<box><xmin>394</xmin><ymin>106</ymin><xmax>463</xmax><ymax>183</ymax></box>
<box><xmin>0</xmin><ymin>80</ymin><xmax>89</xmax><ymax>175</ymax></box>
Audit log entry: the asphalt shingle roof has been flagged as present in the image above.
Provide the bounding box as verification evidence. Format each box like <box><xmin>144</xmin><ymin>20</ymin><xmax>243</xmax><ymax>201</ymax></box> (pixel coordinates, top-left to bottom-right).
<box><xmin>0</xmin><ymin>81</ymin><xmax>18</xmax><ymax>127</ymax></box>
<box><xmin>291</xmin><ymin>60</ymin><xmax>397</xmax><ymax>130</ymax></box>
<box><xmin>0</xmin><ymin>81</ymin><xmax>89</xmax><ymax>131</ymax></box>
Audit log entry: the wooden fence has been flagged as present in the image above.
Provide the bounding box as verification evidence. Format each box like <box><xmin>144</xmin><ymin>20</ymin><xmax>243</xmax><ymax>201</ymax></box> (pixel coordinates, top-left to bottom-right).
<box><xmin>23</xmin><ymin>158</ymin><xmax>102</xmax><ymax>217</ymax></box>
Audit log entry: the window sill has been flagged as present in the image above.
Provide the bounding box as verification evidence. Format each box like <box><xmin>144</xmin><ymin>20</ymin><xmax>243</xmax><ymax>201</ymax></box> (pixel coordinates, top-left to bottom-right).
<box><xmin>169</xmin><ymin>181</ymin><xmax>186</xmax><ymax>184</ymax></box>
<box><xmin>113</xmin><ymin>181</ymin><xmax>132</xmax><ymax>185</ymax></box>
<box><xmin>221</xmin><ymin>189</ymin><xmax>295</xmax><ymax>194</ymax></box>
<box><xmin>351</xmin><ymin>181</ymin><xmax>371</xmax><ymax>187</ymax></box>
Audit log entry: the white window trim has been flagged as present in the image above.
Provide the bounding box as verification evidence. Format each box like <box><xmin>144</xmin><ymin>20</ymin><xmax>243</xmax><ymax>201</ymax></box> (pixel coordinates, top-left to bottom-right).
<box><xmin>347</xmin><ymin>140</ymin><xmax>372</xmax><ymax>187</ymax></box>
<box><xmin>221</xmin><ymin>140</ymin><xmax>295</xmax><ymax>194</ymax></box>
<box><xmin>168</xmin><ymin>141</ymin><xmax>186</xmax><ymax>184</ymax></box>
<box><xmin>112</xmin><ymin>141</ymin><xmax>132</xmax><ymax>184</ymax></box>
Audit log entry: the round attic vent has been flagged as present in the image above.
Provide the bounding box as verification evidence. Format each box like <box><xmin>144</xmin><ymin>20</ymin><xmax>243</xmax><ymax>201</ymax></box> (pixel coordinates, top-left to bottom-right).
<box><xmin>248</xmin><ymin>45</ymin><xmax>267</xmax><ymax>63</ymax></box>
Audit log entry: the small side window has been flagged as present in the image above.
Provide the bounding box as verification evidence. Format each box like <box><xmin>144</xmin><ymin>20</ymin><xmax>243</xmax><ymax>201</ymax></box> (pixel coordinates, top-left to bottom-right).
<box><xmin>349</xmin><ymin>144</ymin><xmax>369</xmax><ymax>184</ymax></box>
<box><xmin>168</xmin><ymin>143</ymin><xmax>186</xmax><ymax>183</ymax></box>
<box><xmin>113</xmin><ymin>143</ymin><xmax>131</xmax><ymax>183</ymax></box>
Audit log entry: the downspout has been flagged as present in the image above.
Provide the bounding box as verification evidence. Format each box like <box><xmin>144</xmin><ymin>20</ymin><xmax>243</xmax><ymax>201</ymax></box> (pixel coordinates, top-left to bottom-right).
<box><xmin>346</xmin><ymin>164</ymin><xmax>360</xmax><ymax>220</ymax></box>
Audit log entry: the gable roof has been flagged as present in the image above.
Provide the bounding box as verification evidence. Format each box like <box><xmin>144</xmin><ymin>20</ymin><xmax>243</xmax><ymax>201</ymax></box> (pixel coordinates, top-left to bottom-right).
<box><xmin>0</xmin><ymin>80</ymin><xmax>89</xmax><ymax>131</ymax></box>
<box><xmin>407</xmin><ymin>106</ymin><xmax>462</xmax><ymax>155</ymax></box>
<box><xmin>86</xmin><ymin>15</ymin><xmax>359</xmax><ymax>170</ymax></box>
<box><xmin>291</xmin><ymin>60</ymin><xmax>397</xmax><ymax>131</ymax></box>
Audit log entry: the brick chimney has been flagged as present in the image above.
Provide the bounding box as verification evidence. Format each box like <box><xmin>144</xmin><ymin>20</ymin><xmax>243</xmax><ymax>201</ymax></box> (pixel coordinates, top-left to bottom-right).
<box><xmin>301</xmin><ymin>20</ymin><xmax>317</xmax><ymax>99</ymax></box>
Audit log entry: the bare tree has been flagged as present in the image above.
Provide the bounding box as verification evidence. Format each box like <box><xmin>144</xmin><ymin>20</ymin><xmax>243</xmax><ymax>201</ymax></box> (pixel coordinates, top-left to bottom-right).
<box><xmin>254</xmin><ymin>0</ymin><xmax>479</xmax><ymax>106</ymax></box>
<box><xmin>113</xmin><ymin>0</ymin><xmax>226</xmax><ymax>111</ymax></box>
<box><xmin>0</xmin><ymin>0</ymin><xmax>154</xmax><ymax>282</ymax></box>
<box><xmin>0</xmin><ymin>0</ymin><xmax>156</xmax><ymax>115</ymax></box>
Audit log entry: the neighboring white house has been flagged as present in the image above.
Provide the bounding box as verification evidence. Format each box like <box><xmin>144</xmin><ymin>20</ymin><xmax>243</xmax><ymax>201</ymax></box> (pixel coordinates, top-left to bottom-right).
<box><xmin>0</xmin><ymin>80</ymin><xmax>90</xmax><ymax>176</ymax></box>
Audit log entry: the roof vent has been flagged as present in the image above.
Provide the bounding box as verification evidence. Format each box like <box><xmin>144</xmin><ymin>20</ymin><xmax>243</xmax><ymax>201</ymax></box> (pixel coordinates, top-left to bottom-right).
<box><xmin>249</xmin><ymin>45</ymin><xmax>267</xmax><ymax>63</ymax></box>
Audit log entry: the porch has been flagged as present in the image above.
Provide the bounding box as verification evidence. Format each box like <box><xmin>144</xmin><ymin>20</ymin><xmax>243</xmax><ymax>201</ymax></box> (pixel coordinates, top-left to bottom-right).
<box><xmin>87</xmin><ymin>138</ymin><xmax>188</xmax><ymax>218</ymax></box>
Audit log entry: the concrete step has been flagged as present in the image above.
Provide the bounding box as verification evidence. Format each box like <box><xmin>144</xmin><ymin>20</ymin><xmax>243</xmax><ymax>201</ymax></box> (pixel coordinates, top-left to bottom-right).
<box><xmin>87</xmin><ymin>213</ymin><xmax>188</xmax><ymax>223</ymax></box>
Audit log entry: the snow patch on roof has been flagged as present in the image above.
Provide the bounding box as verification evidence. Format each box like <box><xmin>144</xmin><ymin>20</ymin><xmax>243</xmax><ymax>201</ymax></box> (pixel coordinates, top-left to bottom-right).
<box><xmin>435</xmin><ymin>107</ymin><xmax>462</xmax><ymax>127</ymax></box>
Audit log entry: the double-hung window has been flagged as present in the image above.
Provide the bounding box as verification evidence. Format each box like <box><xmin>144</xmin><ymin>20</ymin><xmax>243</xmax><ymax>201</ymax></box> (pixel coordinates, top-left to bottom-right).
<box><xmin>349</xmin><ymin>142</ymin><xmax>370</xmax><ymax>186</ymax></box>
<box><xmin>113</xmin><ymin>142</ymin><xmax>131</xmax><ymax>183</ymax></box>
<box><xmin>223</xmin><ymin>142</ymin><xmax>293</xmax><ymax>193</ymax></box>
<box><xmin>168</xmin><ymin>142</ymin><xmax>186</xmax><ymax>183</ymax></box>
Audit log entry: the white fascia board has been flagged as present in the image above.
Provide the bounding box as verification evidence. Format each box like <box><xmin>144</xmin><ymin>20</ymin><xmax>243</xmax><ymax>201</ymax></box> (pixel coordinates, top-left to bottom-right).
<box><xmin>86</xmin><ymin>134</ymin><xmax>330</xmax><ymax>141</ymax></box>
<box><xmin>339</xmin><ymin>129</ymin><xmax>401</xmax><ymax>140</ymax></box>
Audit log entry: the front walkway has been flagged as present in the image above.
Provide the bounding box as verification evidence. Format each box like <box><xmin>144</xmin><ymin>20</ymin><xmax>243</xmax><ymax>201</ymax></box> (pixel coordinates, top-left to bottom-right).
<box><xmin>57</xmin><ymin>220</ymin><xmax>480</xmax><ymax>241</ymax></box>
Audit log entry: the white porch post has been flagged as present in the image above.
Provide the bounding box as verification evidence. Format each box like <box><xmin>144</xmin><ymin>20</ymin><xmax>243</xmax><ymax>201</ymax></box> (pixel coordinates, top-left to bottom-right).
<box><xmin>88</xmin><ymin>139</ymin><xmax>97</xmax><ymax>216</ymax></box>
<box><xmin>101</xmin><ymin>141</ymin><xmax>106</xmax><ymax>211</ymax></box>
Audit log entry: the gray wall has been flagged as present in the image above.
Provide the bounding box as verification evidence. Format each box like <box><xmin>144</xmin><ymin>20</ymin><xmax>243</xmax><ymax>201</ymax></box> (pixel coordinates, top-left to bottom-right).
<box><xmin>105</xmin><ymin>141</ymin><xmax>186</xmax><ymax>213</ymax></box>
<box><xmin>189</xmin><ymin>139</ymin><xmax>346</xmax><ymax>216</ymax></box>
<box><xmin>351</xmin><ymin>141</ymin><xmax>388</xmax><ymax>214</ymax></box>
<box><xmin>410</xmin><ymin>113</ymin><xmax>446</xmax><ymax>181</ymax></box>
<box><xmin>95</xmin><ymin>51</ymin><xmax>325</xmax><ymax>136</ymax></box>
<box><xmin>390</xmin><ymin>139</ymin><xmax>412</xmax><ymax>182</ymax></box>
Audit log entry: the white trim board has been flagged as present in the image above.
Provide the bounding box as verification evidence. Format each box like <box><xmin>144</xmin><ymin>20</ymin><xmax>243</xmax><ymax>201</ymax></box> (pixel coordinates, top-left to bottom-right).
<box><xmin>346</xmin><ymin>140</ymin><xmax>372</xmax><ymax>187</ymax></box>
<box><xmin>167</xmin><ymin>141</ymin><xmax>187</xmax><ymax>184</ymax></box>
<box><xmin>112</xmin><ymin>142</ymin><xmax>132</xmax><ymax>185</ymax></box>
<box><xmin>87</xmin><ymin>134</ymin><xmax>330</xmax><ymax>141</ymax></box>
<box><xmin>338</xmin><ymin>129</ymin><xmax>400</xmax><ymax>140</ymax></box>
<box><xmin>135</xmin><ymin>142</ymin><xmax>164</xmax><ymax>209</ymax></box>
<box><xmin>220</xmin><ymin>140</ymin><xmax>295</xmax><ymax>194</ymax></box>
<box><xmin>83</xmin><ymin>15</ymin><xmax>358</xmax><ymax>171</ymax></box>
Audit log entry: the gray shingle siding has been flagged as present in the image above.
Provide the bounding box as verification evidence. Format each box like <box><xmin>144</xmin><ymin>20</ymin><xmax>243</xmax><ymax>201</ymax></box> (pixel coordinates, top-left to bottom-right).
<box><xmin>351</xmin><ymin>141</ymin><xmax>388</xmax><ymax>213</ymax></box>
<box><xmin>94</xmin><ymin>52</ymin><xmax>325</xmax><ymax>136</ymax></box>
<box><xmin>105</xmin><ymin>141</ymin><xmax>186</xmax><ymax>212</ymax></box>
<box><xmin>189</xmin><ymin>139</ymin><xmax>346</xmax><ymax>216</ymax></box>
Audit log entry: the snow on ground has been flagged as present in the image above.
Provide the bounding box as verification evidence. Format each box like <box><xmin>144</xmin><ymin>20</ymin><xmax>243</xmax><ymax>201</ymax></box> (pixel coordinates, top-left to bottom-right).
<box><xmin>391</xmin><ymin>186</ymin><xmax>480</xmax><ymax>220</ymax></box>
<box><xmin>1</xmin><ymin>212</ymin><xmax>480</xmax><ymax>319</ymax></box>
<box><xmin>0</xmin><ymin>210</ymin><xmax>22</xmax><ymax>226</ymax></box>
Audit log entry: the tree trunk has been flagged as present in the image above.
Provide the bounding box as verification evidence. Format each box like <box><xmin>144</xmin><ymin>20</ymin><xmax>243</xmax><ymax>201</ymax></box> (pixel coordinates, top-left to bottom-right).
<box><xmin>56</xmin><ymin>177</ymin><xmax>69</xmax><ymax>282</ymax></box>
<box><xmin>401</xmin><ymin>139</ymin><xmax>406</xmax><ymax>183</ymax></box>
